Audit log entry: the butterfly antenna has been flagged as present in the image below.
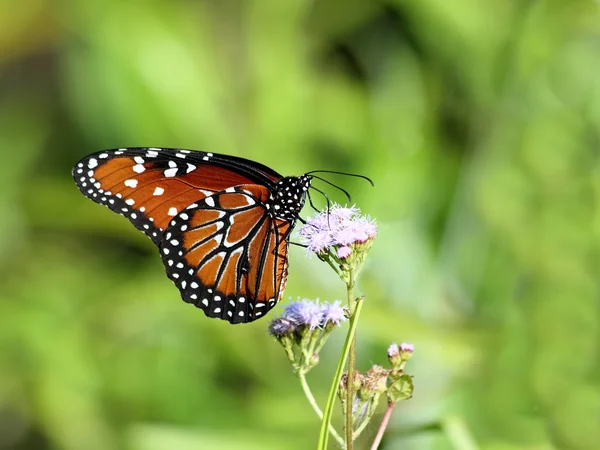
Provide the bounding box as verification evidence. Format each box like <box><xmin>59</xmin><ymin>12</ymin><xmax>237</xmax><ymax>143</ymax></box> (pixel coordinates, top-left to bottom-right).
<box><xmin>306</xmin><ymin>170</ymin><xmax>374</xmax><ymax>187</ymax></box>
<box><xmin>309</xmin><ymin>185</ymin><xmax>332</xmax><ymax>226</ymax></box>
<box><xmin>310</xmin><ymin>175</ymin><xmax>353</xmax><ymax>203</ymax></box>
<box><xmin>306</xmin><ymin>189</ymin><xmax>320</xmax><ymax>214</ymax></box>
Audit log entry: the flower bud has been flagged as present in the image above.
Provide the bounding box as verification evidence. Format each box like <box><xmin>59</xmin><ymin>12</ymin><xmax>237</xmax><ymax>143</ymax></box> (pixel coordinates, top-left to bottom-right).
<box><xmin>399</xmin><ymin>342</ymin><xmax>414</xmax><ymax>362</ymax></box>
<box><xmin>337</xmin><ymin>246</ymin><xmax>352</xmax><ymax>259</ymax></box>
<box><xmin>268</xmin><ymin>317</ymin><xmax>297</xmax><ymax>339</ymax></box>
<box><xmin>388</xmin><ymin>342</ymin><xmax>414</xmax><ymax>368</ymax></box>
<box><xmin>387</xmin><ymin>343</ymin><xmax>401</xmax><ymax>367</ymax></box>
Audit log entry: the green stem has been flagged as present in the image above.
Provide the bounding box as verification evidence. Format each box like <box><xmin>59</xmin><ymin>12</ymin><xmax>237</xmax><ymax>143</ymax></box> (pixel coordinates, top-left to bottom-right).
<box><xmin>299</xmin><ymin>373</ymin><xmax>345</xmax><ymax>447</ymax></box>
<box><xmin>345</xmin><ymin>278</ymin><xmax>356</xmax><ymax>450</ymax></box>
<box><xmin>317</xmin><ymin>296</ymin><xmax>364</xmax><ymax>450</ymax></box>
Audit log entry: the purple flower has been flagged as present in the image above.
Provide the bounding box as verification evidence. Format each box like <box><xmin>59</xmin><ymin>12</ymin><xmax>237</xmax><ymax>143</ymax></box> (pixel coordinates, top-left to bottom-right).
<box><xmin>337</xmin><ymin>246</ymin><xmax>352</xmax><ymax>259</ymax></box>
<box><xmin>330</xmin><ymin>204</ymin><xmax>359</xmax><ymax>220</ymax></box>
<box><xmin>363</xmin><ymin>221</ymin><xmax>378</xmax><ymax>238</ymax></box>
<box><xmin>283</xmin><ymin>299</ymin><xmax>325</xmax><ymax>329</ymax></box>
<box><xmin>299</xmin><ymin>203</ymin><xmax>377</xmax><ymax>254</ymax></box>
<box><xmin>387</xmin><ymin>343</ymin><xmax>400</xmax><ymax>359</ymax></box>
<box><xmin>321</xmin><ymin>301</ymin><xmax>347</xmax><ymax>326</ymax></box>
<box><xmin>306</xmin><ymin>231</ymin><xmax>334</xmax><ymax>253</ymax></box>
<box><xmin>268</xmin><ymin>317</ymin><xmax>296</xmax><ymax>339</ymax></box>
<box><xmin>283</xmin><ymin>300</ymin><xmax>311</xmax><ymax>323</ymax></box>
<box><xmin>399</xmin><ymin>343</ymin><xmax>414</xmax><ymax>353</ymax></box>
<box><xmin>334</xmin><ymin>229</ymin><xmax>357</xmax><ymax>246</ymax></box>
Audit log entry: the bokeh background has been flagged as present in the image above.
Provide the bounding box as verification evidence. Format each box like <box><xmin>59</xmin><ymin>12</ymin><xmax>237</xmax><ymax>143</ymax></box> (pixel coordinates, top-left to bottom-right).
<box><xmin>1</xmin><ymin>0</ymin><xmax>599</xmax><ymax>449</ymax></box>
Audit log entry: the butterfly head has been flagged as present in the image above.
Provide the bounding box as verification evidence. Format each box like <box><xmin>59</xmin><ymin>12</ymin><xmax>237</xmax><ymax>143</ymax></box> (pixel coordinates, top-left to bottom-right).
<box><xmin>268</xmin><ymin>175</ymin><xmax>312</xmax><ymax>220</ymax></box>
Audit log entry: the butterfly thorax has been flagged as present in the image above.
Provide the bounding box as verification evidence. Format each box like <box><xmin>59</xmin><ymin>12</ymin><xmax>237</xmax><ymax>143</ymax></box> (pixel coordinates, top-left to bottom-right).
<box><xmin>267</xmin><ymin>175</ymin><xmax>311</xmax><ymax>220</ymax></box>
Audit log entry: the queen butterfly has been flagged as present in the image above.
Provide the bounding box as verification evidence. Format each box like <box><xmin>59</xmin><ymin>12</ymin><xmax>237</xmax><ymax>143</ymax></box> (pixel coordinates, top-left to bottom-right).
<box><xmin>73</xmin><ymin>147</ymin><xmax>329</xmax><ymax>324</ymax></box>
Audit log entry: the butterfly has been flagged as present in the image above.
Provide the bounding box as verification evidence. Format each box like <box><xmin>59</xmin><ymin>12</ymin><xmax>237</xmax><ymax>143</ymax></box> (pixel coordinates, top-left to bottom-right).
<box><xmin>73</xmin><ymin>147</ymin><xmax>340</xmax><ymax>324</ymax></box>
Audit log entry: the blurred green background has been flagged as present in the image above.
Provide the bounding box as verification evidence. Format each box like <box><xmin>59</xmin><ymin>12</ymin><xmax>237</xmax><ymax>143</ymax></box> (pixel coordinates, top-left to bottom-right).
<box><xmin>1</xmin><ymin>0</ymin><xmax>599</xmax><ymax>449</ymax></box>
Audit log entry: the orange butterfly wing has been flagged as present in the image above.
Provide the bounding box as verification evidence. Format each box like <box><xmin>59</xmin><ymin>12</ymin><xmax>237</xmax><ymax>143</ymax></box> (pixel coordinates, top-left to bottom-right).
<box><xmin>73</xmin><ymin>148</ymin><xmax>281</xmax><ymax>244</ymax></box>
<box><xmin>159</xmin><ymin>184</ymin><xmax>292</xmax><ymax>323</ymax></box>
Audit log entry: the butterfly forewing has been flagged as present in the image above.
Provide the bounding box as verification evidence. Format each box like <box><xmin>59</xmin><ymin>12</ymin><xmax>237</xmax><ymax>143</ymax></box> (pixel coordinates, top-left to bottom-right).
<box><xmin>72</xmin><ymin>148</ymin><xmax>281</xmax><ymax>244</ymax></box>
<box><xmin>158</xmin><ymin>185</ymin><xmax>291</xmax><ymax>324</ymax></box>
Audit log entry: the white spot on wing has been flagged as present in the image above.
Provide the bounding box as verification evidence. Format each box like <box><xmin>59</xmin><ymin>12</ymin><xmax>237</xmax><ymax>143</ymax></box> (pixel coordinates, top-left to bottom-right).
<box><xmin>205</xmin><ymin>197</ymin><xmax>215</xmax><ymax>207</ymax></box>
<box><xmin>186</xmin><ymin>163</ymin><xmax>196</xmax><ymax>173</ymax></box>
<box><xmin>88</xmin><ymin>158</ymin><xmax>98</xmax><ymax>168</ymax></box>
<box><xmin>133</xmin><ymin>164</ymin><xmax>145</xmax><ymax>173</ymax></box>
<box><xmin>124</xmin><ymin>179</ymin><xmax>138</xmax><ymax>188</ymax></box>
<box><xmin>164</xmin><ymin>168</ymin><xmax>178</xmax><ymax>177</ymax></box>
<box><xmin>168</xmin><ymin>207</ymin><xmax>178</xmax><ymax>216</ymax></box>
<box><xmin>134</xmin><ymin>156</ymin><xmax>145</xmax><ymax>164</ymax></box>
<box><xmin>153</xmin><ymin>187</ymin><xmax>164</xmax><ymax>196</ymax></box>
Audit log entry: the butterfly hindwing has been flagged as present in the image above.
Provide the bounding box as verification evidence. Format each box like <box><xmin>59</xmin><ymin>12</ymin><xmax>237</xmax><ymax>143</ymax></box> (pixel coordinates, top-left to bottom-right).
<box><xmin>159</xmin><ymin>184</ymin><xmax>292</xmax><ymax>324</ymax></box>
